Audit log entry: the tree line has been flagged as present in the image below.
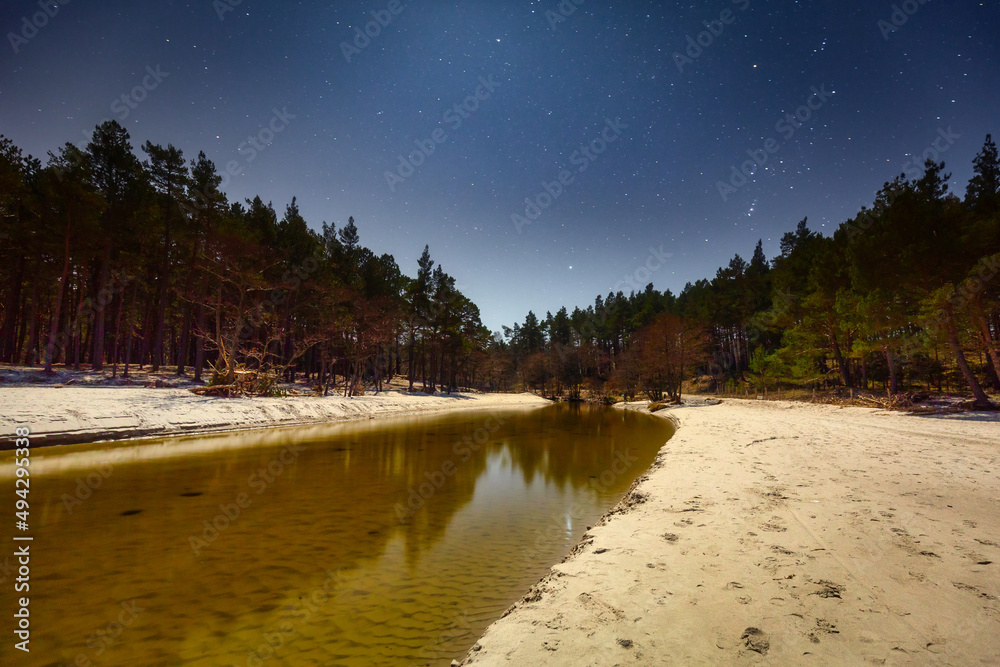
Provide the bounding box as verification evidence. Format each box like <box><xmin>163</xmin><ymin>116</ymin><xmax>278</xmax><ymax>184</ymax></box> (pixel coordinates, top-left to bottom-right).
<box><xmin>495</xmin><ymin>135</ymin><xmax>1000</xmax><ymax>409</ymax></box>
<box><xmin>2</xmin><ymin>122</ymin><xmax>998</xmax><ymax>408</ymax></box>
<box><xmin>0</xmin><ymin>121</ymin><xmax>490</xmax><ymax>395</ymax></box>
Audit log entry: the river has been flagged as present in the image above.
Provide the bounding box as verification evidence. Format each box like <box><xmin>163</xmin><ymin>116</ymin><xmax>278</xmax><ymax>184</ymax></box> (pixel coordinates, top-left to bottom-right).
<box><xmin>0</xmin><ymin>402</ymin><xmax>673</xmax><ymax>666</ymax></box>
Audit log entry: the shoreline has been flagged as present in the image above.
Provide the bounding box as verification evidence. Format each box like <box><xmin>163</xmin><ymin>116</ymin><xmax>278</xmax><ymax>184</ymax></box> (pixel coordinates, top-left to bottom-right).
<box><xmin>0</xmin><ymin>386</ymin><xmax>551</xmax><ymax>449</ymax></box>
<box><xmin>461</xmin><ymin>398</ymin><xmax>1000</xmax><ymax>665</ymax></box>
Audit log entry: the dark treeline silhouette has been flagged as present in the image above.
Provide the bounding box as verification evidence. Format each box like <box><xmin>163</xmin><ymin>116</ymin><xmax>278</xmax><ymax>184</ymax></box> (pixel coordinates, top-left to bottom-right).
<box><xmin>0</xmin><ymin>121</ymin><xmax>490</xmax><ymax>395</ymax></box>
<box><xmin>497</xmin><ymin>135</ymin><xmax>1000</xmax><ymax>409</ymax></box>
<box><xmin>2</xmin><ymin>123</ymin><xmax>998</xmax><ymax>407</ymax></box>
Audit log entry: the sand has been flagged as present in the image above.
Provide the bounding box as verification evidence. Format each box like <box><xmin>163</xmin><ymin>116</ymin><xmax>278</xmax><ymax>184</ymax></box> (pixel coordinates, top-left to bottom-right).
<box><xmin>0</xmin><ymin>385</ymin><xmax>549</xmax><ymax>448</ymax></box>
<box><xmin>462</xmin><ymin>399</ymin><xmax>1000</xmax><ymax>666</ymax></box>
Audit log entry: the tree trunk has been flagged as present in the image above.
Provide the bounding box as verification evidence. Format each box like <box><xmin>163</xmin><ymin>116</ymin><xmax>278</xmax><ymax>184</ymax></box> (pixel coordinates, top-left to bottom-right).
<box><xmin>91</xmin><ymin>241</ymin><xmax>111</xmax><ymax>370</ymax></box>
<box><xmin>151</xmin><ymin>273</ymin><xmax>168</xmax><ymax>372</ymax></box>
<box><xmin>420</xmin><ymin>338</ymin><xmax>427</xmax><ymax>391</ymax></box>
<box><xmin>944</xmin><ymin>312</ymin><xmax>994</xmax><ymax>409</ymax></box>
<box><xmin>407</xmin><ymin>324</ymin><xmax>416</xmax><ymax>390</ymax></box>
<box><xmin>45</xmin><ymin>223</ymin><xmax>73</xmax><ymax>372</ymax></box>
<box><xmin>151</xmin><ymin>216</ymin><xmax>171</xmax><ymax>372</ymax></box>
<box><xmin>194</xmin><ymin>301</ymin><xmax>206</xmax><ymax>382</ymax></box>
<box><xmin>72</xmin><ymin>284</ymin><xmax>86</xmax><ymax>371</ymax></box>
<box><xmin>111</xmin><ymin>287</ymin><xmax>125</xmax><ymax>378</ymax></box>
<box><xmin>973</xmin><ymin>308</ymin><xmax>1000</xmax><ymax>390</ymax></box>
<box><xmin>830</xmin><ymin>330</ymin><xmax>853</xmax><ymax>388</ymax></box>
<box><xmin>884</xmin><ymin>348</ymin><xmax>899</xmax><ymax>394</ymax></box>
<box><xmin>0</xmin><ymin>254</ymin><xmax>25</xmax><ymax>362</ymax></box>
<box><xmin>177</xmin><ymin>301</ymin><xmax>192</xmax><ymax>376</ymax></box>
<box><xmin>122</xmin><ymin>281</ymin><xmax>138</xmax><ymax>379</ymax></box>
<box><xmin>19</xmin><ymin>266</ymin><xmax>42</xmax><ymax>366</ymax></box>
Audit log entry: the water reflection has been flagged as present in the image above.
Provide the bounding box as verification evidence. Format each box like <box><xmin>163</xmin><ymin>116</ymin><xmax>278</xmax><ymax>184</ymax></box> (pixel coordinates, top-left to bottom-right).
<box><xmin>0</xmin><ymin>403</ymin><xmax>673</xmax><ymax>666</ymax></box>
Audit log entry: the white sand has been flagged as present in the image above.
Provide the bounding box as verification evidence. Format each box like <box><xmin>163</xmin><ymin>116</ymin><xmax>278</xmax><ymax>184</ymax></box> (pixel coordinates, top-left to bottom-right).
<box><xmin>0</xmin><ymin>386</ymin><xmax>549</xmax><ymax>447</ymax></box>
<box><xmin>462</xmin><ymin>399</ymin><xmax>1000</xmax><ymax>665</ymax></box>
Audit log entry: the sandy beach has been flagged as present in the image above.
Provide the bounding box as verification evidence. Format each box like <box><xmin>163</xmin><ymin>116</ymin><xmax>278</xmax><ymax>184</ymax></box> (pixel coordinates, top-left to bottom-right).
<box><xmin>0</xmin><ymin>385</ymin><xmax>549</xmax><ymax>448</ymax></box>
<box><xmin>462</xmin><ymin>399</ymin><xmax>1000</xmax><ymax>666</ymax></box>
<box><xmin>3</xmin><ymin>382</ymin><xmax>997</xmax><ymax>664</ymax></box>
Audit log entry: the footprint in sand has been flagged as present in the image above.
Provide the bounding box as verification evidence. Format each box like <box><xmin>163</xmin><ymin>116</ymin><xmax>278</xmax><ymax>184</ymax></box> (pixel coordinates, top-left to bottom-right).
<box><xmin>577</xmin><ymin>592</ymin><xmax>626</xmax><ymax>622</ymax></box>
<box><xmin>807</xmin><ymin>619</ymin><xmax>840</xmax><ymax>643</ymax></box>
<box><xmin>740</xmin><ymin>627</ymin><xmax>770</xmax><ymax>655</ymax></box>
<box><xmin>953</xmin><ymin>582</ymin><xmax>998</xmax><ymax>600</ymax></box>
<box><xmin>811</xmin><ymin>580</ymin><xmax>844</xmax><ymax>599</ymax></box>
<box><xmin>761</xmin><ymin>517</ymin><xmax>787</xmax><ymax>533</ymax></box>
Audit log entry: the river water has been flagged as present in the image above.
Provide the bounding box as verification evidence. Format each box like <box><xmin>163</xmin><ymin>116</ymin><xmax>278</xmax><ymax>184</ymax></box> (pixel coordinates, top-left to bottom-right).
<box><xmin>1</xmin><ymin>403</ymin><xmax>673</xmax><ymax>666</ymax></box>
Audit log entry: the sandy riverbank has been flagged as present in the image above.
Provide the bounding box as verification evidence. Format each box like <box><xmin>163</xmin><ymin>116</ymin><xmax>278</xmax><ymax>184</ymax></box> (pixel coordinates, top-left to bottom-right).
<box><xmin>0</xmin><ymin>386</ymin><xmax>550</xmax><ymax>448</ymax></box>
<box><xmin>462</xmin><ymin>399</ymin><xmax>1000</xmax><ymax>665</ymax></box>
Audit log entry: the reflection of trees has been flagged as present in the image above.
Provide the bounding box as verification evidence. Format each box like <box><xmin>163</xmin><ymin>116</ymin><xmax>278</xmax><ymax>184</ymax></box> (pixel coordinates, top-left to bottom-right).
<box><xmin>260</xmin><ymin>405</ymin><xmax>669</xmax><ymax>565</ymax></box>
<box><xmin>500</xmin><ymin>404</ymin><xmax>674</xmax><ymax>492</ymax></box>
<box><xmin>149</xmin><ymin>404</ymin><xmax>670</xmax><ymax>576</ymax></box>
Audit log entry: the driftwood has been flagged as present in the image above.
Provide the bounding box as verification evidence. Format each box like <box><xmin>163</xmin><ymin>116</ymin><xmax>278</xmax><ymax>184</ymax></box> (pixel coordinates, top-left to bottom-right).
<box><xmin>855</xmin><ymin>394</ymin><xmax>914</xmax><ymax>410</ymax></box>
<box><xmin>190</xmin><ymin>384</ymin><xmax>239</xmax><ymax>397</ymax></box>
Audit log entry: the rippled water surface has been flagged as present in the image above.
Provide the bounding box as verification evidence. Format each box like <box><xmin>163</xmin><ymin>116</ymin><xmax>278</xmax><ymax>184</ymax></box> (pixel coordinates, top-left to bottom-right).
<box><xmin>1</xmin><ymin>403</ymin><xmax>673</xmax><ymax>666</ymax></box>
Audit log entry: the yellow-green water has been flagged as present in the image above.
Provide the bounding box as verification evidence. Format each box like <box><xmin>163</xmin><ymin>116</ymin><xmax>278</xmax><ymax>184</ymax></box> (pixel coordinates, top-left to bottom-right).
<box><xmin>0</xmin><ymin>403</ymin><xmax>673</xmax><ymax>666</ymax></box>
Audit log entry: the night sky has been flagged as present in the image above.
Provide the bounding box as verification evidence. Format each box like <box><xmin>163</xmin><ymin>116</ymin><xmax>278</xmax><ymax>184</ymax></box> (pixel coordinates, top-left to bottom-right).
<box><xmin>2</xmin><ymin>0</ymin><xmax>997</xmax><ymax>331</ymax></box>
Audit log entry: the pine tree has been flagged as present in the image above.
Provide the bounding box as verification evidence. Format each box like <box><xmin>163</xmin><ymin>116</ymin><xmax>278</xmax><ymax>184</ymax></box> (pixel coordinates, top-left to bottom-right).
<box><xmin>966</xmin><ymin>134</ymin><xmax>1000</xmax><ymax>215</ymax></box>
<box><xmin>749</xmin><ymin>240</ymin><xmax>768</xmax><ymax>276</ymax></box>
<box><xmin>339</xmin><ymin>216</ymin><xmax>360</xmax><ymax>252</ymax></box>
<box><xmin>86</xmin><ymin>121</ymin><xmax>143</xmax><ymax>370</ymax></box>
<box><xmin>142</xmin><ymin>141</ymin><xmax>190</xmax><ymax>372</ymax></box>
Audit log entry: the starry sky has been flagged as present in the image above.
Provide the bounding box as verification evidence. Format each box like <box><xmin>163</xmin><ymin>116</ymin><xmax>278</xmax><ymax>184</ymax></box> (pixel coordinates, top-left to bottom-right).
<box><xmin>2</xmin><ymin>0</ymin><xmax>998</xmax><ymax>331</ymax></box>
